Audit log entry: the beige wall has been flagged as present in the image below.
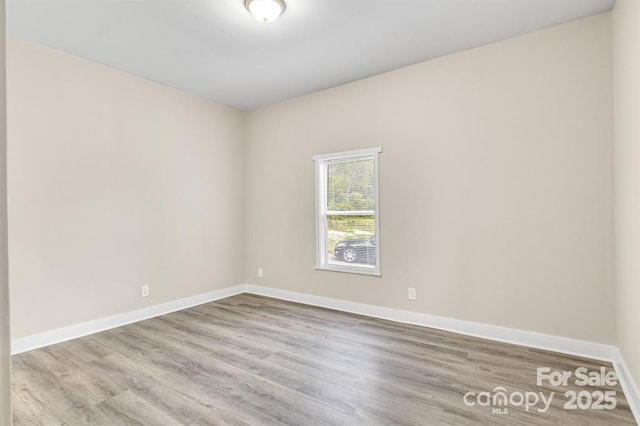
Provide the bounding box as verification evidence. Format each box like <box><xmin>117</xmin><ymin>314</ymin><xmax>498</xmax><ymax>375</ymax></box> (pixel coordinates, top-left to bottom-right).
<box><xmin>0</xmin><ymin>0</ymin><xmax>10</xmax><ymax>423</ymax></box>
<box><xmin>5</xmin><ymin>12</ymin><xmax>619</xmax><ymax>350</ymax></box>
<box><xmin>244</xmin><ymin>14</ymin><xmax>615</xmax><ymax>344</ymax></box>
<box><xmin>7</xmin><ymin>38</ymin><xmax>245</xmax><ymax>339</ymax></box>
<box><xmin>613</xmin><ymin>1</ymin><xmax>640</xmax><ymax>387</ymax></box>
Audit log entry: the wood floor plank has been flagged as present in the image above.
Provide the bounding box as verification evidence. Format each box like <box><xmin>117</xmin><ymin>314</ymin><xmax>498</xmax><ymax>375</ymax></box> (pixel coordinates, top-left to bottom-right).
<box><xmin>12</xmin><ymin>293</ymin><xmax>637</xmax><ymax>425</ymax></box>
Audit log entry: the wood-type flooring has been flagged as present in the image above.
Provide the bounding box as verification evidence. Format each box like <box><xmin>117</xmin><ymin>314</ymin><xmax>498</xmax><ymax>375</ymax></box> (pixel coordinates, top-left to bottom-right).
<box><xmin>11</xmin><ymin>294</ymin><xmax>637</xmax><ymax>425</ymax></box>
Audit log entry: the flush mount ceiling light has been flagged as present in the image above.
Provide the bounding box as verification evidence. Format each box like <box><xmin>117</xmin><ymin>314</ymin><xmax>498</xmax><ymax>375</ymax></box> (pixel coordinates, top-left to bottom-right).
<box><xmin>245</xmin><ymin>0</ymin><xmax>285</xmax><ymax>23</ymax></box>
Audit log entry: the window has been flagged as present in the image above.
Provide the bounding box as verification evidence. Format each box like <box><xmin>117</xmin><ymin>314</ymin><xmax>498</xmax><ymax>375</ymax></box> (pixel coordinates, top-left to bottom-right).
<box><xmin>314</xmin><ymin>147</ymin><xmax>381</xmax><ymax>276</ymax></box>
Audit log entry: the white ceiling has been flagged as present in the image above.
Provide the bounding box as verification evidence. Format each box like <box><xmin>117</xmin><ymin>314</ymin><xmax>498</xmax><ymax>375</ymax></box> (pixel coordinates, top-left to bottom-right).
<box><xmin>8</xmin><ymin>0</ymin><xmax>615</xmax><ymax>110</ymax></box>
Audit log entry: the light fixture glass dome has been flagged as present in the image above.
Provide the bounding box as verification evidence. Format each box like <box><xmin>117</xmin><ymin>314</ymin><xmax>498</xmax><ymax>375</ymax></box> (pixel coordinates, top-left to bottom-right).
<box><xmin>245</xmin><ymin>0</ymin><xmax>285</xmax><ymax>23</ymax></box>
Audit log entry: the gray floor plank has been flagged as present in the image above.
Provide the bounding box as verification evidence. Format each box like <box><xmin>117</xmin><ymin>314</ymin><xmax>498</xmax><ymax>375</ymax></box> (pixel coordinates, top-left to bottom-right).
<box><xmin>12</xmin><ymin>293</ymin><xmax>637</xmax><ymax>425</ymax></box>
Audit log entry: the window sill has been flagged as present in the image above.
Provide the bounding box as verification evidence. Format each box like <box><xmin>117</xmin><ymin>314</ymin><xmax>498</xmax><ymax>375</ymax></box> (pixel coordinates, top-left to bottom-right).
<box><xmin>315</xmin><ymin>266</ymin><xmax>381</xmax><ymax>277</ymax></box>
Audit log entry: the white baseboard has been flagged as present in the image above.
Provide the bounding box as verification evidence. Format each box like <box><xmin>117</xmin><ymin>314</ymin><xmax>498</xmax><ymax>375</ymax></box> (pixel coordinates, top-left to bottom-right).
<box><xmin>244</xmin><ymin>284</ymin><xmax>617</xmax><ymax>361</ymax></box>
<box><xmin>10</xmin><ymin>282</ymin><xmax>639</xmax><ymax>423</ymax></box>
<box><xmin>244</xmin><ymin>284</ymin><xmax>639</xmax><ymax>423</ymax></box>
<box><xmin>613</xmin><ymin>349</ymin><xmax>640</xmax><ymax>423</ymax></box>
<box><xmin>13</xmin><ymin>283</ymin><xmax>617</xmax><ymax>361</ymax></box>
<box><xmin>11</xmin><ymin>285</ymin><xmax>246</xmax><ymax>355</ymax></box>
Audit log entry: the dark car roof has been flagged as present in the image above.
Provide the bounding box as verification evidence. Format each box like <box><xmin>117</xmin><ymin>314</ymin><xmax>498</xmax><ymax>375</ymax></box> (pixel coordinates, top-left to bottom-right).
<box><xmin>340</xmin><ymin>237</ymin><xmax>374</xmax><ymax>244</ymax></box>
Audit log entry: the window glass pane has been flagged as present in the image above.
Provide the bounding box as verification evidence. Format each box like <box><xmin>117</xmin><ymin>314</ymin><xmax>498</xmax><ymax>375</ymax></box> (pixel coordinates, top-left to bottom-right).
<box><xmin>327</xmin><ymin>158</ymin><xmax>375</xmax><ymax>212</ymax></box>
<box><xmin>327</xmin><ymin>215</ymin><xmax>376</xmax><ymax>267</ymax></box>
<box><xmin>314</xmin><ymin>147</ymin><xmax>380</xmax><ymax>275</ymax></box>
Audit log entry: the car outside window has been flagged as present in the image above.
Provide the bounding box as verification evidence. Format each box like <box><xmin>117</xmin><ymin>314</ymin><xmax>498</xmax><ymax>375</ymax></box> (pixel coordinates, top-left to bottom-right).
<box><xmin>314</xmin><ymin>147</ymin><xmax>381</xmax><ymax>276</ymax></box>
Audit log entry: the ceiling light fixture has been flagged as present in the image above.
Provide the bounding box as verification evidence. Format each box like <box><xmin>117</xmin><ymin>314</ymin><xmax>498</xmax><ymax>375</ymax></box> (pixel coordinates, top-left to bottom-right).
<box><xmin>245</xmin><ymin>0</ymin><xmax>285</xmax><ymax>23</ymax></box>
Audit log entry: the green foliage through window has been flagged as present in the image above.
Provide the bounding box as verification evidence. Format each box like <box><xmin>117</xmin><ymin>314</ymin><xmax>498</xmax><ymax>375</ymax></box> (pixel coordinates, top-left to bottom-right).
<box><xmin>327</xmin><ymin>159</ymin><xmax>375</xmax><ymax>211</ymax></box>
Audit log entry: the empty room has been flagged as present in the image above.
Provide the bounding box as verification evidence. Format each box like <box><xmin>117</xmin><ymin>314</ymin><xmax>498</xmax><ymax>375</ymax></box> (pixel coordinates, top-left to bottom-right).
<box><xmin>0</xmin><ymin>0</ymin><xmax>639</xmax><ymax>424</ymax></box>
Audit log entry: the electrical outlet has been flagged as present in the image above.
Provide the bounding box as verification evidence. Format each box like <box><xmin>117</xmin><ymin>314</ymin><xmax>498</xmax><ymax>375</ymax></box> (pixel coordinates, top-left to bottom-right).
<box><xmin>258</xmin><ymin>268</ymin><xmax>264</xmax><ymax>278</ymax></box>
<box><xmin>141</xmin><ymin>285</ymin><xmax>150</xmax><ymax>297</ymax></box>
<box><xmin>408</xmin><ymin>287</ymin><xmax>417</xmax><ymax>300</ymax></box>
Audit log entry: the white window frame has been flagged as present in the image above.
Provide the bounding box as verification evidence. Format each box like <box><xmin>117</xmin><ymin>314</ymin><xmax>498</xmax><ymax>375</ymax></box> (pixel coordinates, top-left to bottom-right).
<box><xmin>314</xmin><ymin>147</ymin><xmax>382</xmax><ymax>276</ymax></box>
